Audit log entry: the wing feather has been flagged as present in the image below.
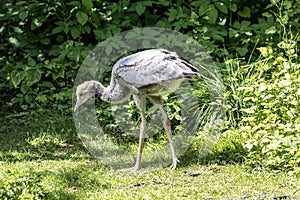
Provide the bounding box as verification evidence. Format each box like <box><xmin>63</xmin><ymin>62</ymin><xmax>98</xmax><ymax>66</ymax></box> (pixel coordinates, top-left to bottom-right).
<box><xmin>112</xmin><ymin>49</ymin><xmax>198</xmax><ymax>88</ymax></box>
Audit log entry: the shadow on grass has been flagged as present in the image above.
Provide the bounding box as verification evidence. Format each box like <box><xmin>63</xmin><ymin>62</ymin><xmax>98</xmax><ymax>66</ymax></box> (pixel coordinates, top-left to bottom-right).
<box><xmin>0</xmin><ymin>107</ymin><xmax>247</xmax><ymax>168</ymax></box>
<box><xmin>178</xmin><ymin>138</ymin><xmax>248</xmax><ymax>168</ymax></box>
<box><xmin>47</xmin><ymin>190</ymin><xmax>79</xmax><ymax>200</ymax></box>
<box><xmin>0</xmin><ymin>109</ymin><xmax>91</xmax><ymax>162</ymax></box>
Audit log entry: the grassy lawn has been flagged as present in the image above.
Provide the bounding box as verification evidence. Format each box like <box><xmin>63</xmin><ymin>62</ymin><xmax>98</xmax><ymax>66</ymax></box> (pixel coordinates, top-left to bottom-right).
<box><xmin>0</xmin><ymin>110</ymin><xmax>299</xmax><ymax>199</ymax></box>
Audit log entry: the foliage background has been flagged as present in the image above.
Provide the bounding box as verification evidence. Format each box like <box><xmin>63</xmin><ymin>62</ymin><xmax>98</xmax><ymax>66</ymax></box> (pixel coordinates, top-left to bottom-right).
<box><xmin>1</xmin><ymin>0</ymin><xmax>300</xmax><ymax>174</ymax></box>
<box><xmin>2</xmin><ymin>0</ymin><xmax>299</xmax><ymax>111</ymax></box>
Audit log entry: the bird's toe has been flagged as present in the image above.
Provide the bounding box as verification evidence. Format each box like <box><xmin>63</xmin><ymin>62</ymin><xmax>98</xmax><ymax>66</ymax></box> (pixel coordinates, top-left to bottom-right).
<box><xmin>170</xmin><ymin>158</ymin><xmax>180</xmax><ymax>170</ymax></box>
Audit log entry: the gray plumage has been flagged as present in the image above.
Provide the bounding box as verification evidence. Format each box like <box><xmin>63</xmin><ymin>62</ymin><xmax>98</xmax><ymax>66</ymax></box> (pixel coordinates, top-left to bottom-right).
<box><xmin>74</xmin><ymin>49</ymin><xmax>199</xmax><ymax>171</ymax></box>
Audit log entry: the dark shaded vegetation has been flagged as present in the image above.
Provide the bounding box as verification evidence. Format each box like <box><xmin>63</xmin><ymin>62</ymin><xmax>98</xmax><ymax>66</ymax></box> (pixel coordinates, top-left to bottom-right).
<box><xmin>1</xmin><ymin>0</ymin><xmax>299</xmax><ymax>111</ymax></box>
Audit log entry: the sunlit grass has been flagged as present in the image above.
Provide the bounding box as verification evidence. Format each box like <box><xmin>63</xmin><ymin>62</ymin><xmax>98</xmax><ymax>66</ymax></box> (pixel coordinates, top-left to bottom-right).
<box><xmin>0</xmin><ymin>110</ymin><xmax>299</xmax><ymax>199</ymax></box>
<box><xmin>0</xmin><ymin>160</ymin><xmax>299</xmax><ymax>199</ymax></box>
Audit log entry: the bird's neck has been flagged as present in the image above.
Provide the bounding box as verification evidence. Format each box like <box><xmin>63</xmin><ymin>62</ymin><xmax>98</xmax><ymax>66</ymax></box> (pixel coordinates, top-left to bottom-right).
<box><xmin>92</xmin><ymin>80</ymin><xmax>131</xmax><ymax>104</ymax></box>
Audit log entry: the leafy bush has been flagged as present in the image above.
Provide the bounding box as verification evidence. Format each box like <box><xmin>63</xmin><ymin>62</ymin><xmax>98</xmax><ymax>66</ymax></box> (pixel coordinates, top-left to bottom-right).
<box><xmin>0</xmin><ymin>0</ymin><xmax>93</xmax><ymax>111</ymax></box>
<box><xmin>225</xmin><ymin>30</ymin><xmax>300</xmax><ymax>172</ymax></box>
<box><xmin>2</xmin><ymin>0</ymin><xmax>299</xmax><ymax>111</ymax></box>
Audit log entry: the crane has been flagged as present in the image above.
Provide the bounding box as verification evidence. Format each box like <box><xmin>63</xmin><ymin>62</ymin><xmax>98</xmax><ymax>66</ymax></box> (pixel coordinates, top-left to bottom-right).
<box><xmin>74</xmin><ymin>49</ymin><xmax>199</xmax><ymax>172</ymax></box>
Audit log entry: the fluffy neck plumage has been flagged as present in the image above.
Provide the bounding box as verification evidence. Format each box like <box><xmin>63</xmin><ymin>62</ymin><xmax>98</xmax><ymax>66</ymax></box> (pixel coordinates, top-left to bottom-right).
<box><xmin>91</xmin><ymin>80</ymin><xmax>132</xmax><ymax>104</ymax></box>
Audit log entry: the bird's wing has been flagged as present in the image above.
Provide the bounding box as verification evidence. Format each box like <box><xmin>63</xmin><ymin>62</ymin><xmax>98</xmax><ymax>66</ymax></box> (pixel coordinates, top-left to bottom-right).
<box><xmin>112</xmin><ymin>49</ymin><xmax>198</xmax><ymax>88</ymax></box>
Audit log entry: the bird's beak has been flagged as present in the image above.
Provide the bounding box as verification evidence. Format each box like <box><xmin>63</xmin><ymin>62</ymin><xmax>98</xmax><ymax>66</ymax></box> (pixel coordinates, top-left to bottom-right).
<box><xmin>73</xmin><ymin>103</ymin><xmax>79</xmax><ymax>112</ymax></box>
<box><xmin>74</xmin><ymin>94</ymin><xmax>94</xmax><ymax>112</ymax></box>
<box><xmin>74</xmin><ymin>99</ymin><xmax>83</xmax><ymax>112</ymax></box>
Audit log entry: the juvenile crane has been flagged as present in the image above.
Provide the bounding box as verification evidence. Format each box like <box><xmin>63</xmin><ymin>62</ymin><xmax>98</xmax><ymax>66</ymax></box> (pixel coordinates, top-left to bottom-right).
<box><xmin>74</xmin><ymin>49</ymin><xmax>199</xmax><ymax>172</ymax></box>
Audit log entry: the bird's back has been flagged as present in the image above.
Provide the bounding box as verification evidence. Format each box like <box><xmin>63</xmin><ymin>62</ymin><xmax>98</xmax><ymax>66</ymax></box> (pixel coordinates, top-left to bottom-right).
<box><xmin>112</xmin><ymin>49</ymin><xmax>199</xmax><ymax>95</ymax></box>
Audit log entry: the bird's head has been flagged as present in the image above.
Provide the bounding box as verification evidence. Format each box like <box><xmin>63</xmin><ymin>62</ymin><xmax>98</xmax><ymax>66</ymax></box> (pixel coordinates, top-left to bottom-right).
<box><xmin>74</xmin><ymin>81</ymin><xmax>98</xmax><ymax>112</ymax></box>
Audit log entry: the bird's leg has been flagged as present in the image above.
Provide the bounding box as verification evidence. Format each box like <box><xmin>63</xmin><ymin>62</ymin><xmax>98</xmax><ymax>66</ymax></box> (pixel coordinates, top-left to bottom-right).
<box><xmin>134</xmin><ymin>110</ymin><xmax>146</xmax><ymax>169</ymax></box>
<box><xmin>120</xmin><ymin>95</ymin><xmax>146</xmax><ymax>172</ymax></box>
<box><xmin>152</xmin><ymin>97</ymin><xmax>179</xmax><ymax>170</ymax></box>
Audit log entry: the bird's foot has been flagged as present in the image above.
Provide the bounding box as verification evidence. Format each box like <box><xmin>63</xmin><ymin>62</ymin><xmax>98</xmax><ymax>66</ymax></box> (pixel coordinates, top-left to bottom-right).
<box><xmin>119</xmin><ymin>165</ymin><xmax>140</xmax><ymax>172</ymax></box>
<box><xmin>170</xmin><ymin>158</ymin><xmax>180</xmax><ymax>170</ymax></box>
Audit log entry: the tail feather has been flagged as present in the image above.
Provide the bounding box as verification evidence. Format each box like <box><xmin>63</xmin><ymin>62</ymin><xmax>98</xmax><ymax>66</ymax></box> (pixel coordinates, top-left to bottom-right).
<box><xmin>180</xmin><ymin>59</ymin><xmax>199</xmax><ymax>74</ymax></box>
<box><xmin>183</xmin><ymin>72</ymin><xmax>197</xmax><ymax>77</ymax></box>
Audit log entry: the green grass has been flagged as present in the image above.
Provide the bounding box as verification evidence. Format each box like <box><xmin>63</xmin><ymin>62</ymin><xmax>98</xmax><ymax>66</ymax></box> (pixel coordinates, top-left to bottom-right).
<box><xmin>0</xmin><ymin>109</ymin><xmax>299</xmax><ymax>199</ymax></box>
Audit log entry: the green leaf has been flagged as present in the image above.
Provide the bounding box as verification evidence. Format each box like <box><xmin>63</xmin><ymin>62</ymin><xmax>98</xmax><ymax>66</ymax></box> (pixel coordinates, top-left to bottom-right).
<box><xmin>24</xmin><ymin>93</ymin><xmax>33</xmax><ymax>103</ymax></box>
<box><xmin>238</xmin><ymin>7</ymin><xmax>251</xmax><ymax>18</ymax></box>
<box><xmin>71</xmin><ymin>27</ymin><xmax>81</xmax><ymax>39</ymax></box>
<box><xmin>212</xmin><ymin>34</ymin><xmax>224</xmax><ymax>42</ymax></box>
<box><xmin>84</xmin><ymin>25</ymin><xmax>91</xmax><ymax>34</ymax></box>
<box><xmin>93</xmin><ymin>29</ymin><xmax>104</xmax><ymax>40</ymax></box>
<box><xmin>31</xmin><ymin>18</ymin><xmax>43</xmax><ymax>30</ymax></box>
<box><xmin>265</xmin><ymin>26</ymin><xmax>277</xmax><ymax>34</ymax></box>
<box><xmin>52</xmin><ymin>25</ymin><xmax>64</xmax><ymax>34</ymax></box>
<box><xmin>105</xmin><ymin>45</ymin><xmax>112</xmax><ymax>55</ymax></box>
<box><xmin>13</xmin><ymin>26</ymin><xmax>23</xmax><ymax>33</ymax></box>
<box><xmin>76</xmin><ymin>11</ymin><xmax>88</xmax><ymax>25</ymax></box>
<box><xmin>237</xmin><ymin>47</ymin><xmax>248</xmax><ymax>56</ymax></box>
<box><xmin>207</xmin><ymin>5</ymin><xmax>218</xmax><ymax>24</ymax></box>
<box><xmin>20</xmin><ymin>84</ymin><xmax>29</xmax><ymax>93</ymax></box>
<box><xmin>82</xmin><ymin>0</ymin><xmax>93</xmax><ymax>10</ymax></box>
<box><xmin>124</xmin><ymin>30</ymin><xmax>138</xmax><ymax>39</ymax></box>
<box><xmin>67</xmin><ymin>1</ymin><xmax>81</xmax><ymax>7</ymax></box>
<box><xmin>42</xmin><ymin>81</ymin><xmax>54</xmax><ymax>89</ymax></box>
<box><xmin>8</xmin><ymin>37</ymin><xmax>20</xmax><ymax>46</ymax></box>
<box><xmin>26</xmin><ymin>70</ymin><xmax>41</xmax><ymax>86</ymax></box>
<box><xmin>11</xmin><ymin>71</ymin><xmax>25</xmax><ymax>87</ymax></box>
<box><xmin>19</xmin><ymin>11</ymin><xmax>28</xmax><ymax>21</ymax></box>
<box><xmin>28</xmin><ymin>57</ymin><xmax>36</xmax><ymax>67</ymax></box>
<box><xmin>198</xmin><ymin>1</ymin><xmax>209</xmax><ymax>15</ymax></box>
<box><xmin>218</xmin><ymin>18</ymin><xmax>226</xmax><ymax>26</ymax></box>
<box><xmin>229</xmin><ymin>3</ymin><xmax>237</xmax><ymax>12</ymax></box>
<box><xmin>142</xmin><ymin>40</ymin><xmax>151</xmax><ymax>48</ymax></box>
<box><xmin>215</xmin><ymin>2</ymin><xmax>228</xmax><ymax>14</ymax></box>
<box><xmin>35</xmin><ymin>94</ymin><xmax>48</xmax><ymax>104</ymax></box>
<box><xmin>135</xmin><ymin>3</ymin><xmax>146</xmax><ymax>16</ymax></box>
<box><xmin>91</xmin><ymin>12</ymin><xmax>100</xmax><ymax>28</ymax></box>
<box><xmin>40</xmin><ymin>38</ymin><xmax>50</xmax><ymax>45</ymax></box>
